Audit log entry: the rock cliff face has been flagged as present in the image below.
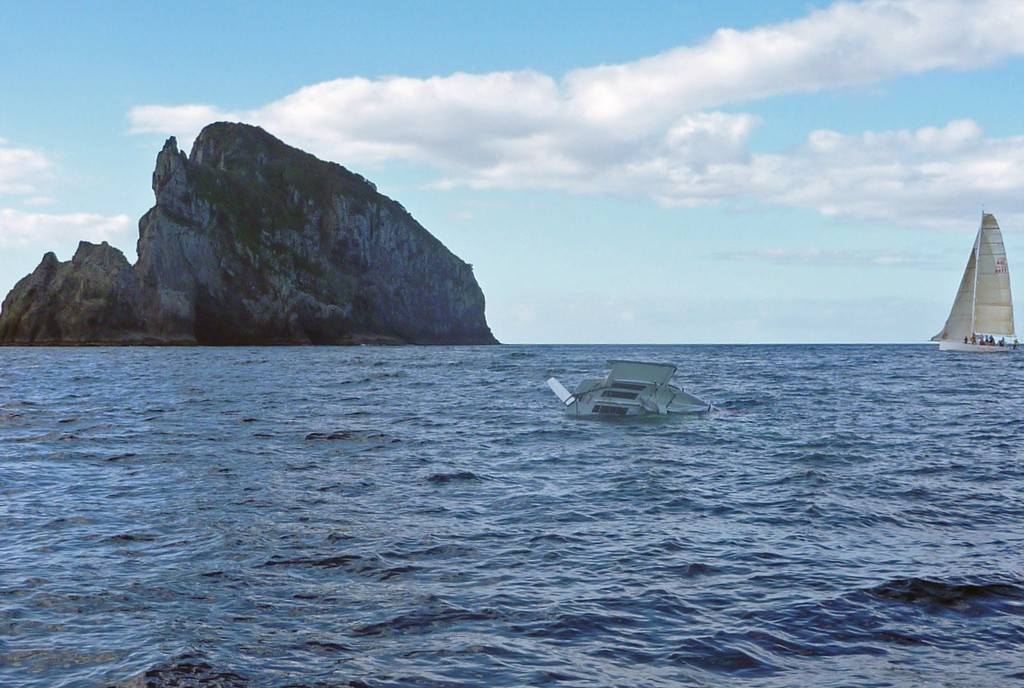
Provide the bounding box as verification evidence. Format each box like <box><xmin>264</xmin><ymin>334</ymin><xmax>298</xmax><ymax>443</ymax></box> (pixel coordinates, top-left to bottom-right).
<box><xmin>0</xmin><ymin>122</ymin><xmax>497</xmax><ymax>345</ymax></box>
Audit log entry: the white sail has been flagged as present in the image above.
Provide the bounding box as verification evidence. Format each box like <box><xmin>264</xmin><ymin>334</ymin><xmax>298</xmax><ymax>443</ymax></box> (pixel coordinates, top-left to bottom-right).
<box><xmin>934</xmin><ymin>213</ymin><xmax>1015</xmax><ymax>346</ymax></box>
<box><xmin>934</xmin><ymin>246</ymin><xmax>979</xmax><ymax>342</ymax></box>
<box><xmin>974</xmin><ymin>214</ymin><xmax>1014</xmax><ymax>336</ymax></box>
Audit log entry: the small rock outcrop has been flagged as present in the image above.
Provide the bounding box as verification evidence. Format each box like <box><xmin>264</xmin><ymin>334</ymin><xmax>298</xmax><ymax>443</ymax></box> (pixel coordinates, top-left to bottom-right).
<box><xmin>0</xmin><ymin>122</ymin><xmax>497</xmax><ymax>345</ymax></box>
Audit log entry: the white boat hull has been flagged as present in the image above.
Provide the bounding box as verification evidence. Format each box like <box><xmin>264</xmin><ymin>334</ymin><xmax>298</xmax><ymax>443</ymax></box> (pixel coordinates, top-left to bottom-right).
<box><xmin>547</xmin><ymin>360</ymin><xmax>713</xmax><ymax>419</ymax></box>
<box><xmin>562</xmin><ymin>387</ymin><xmax>713</xmax><ymax>418</ymax></box>
<box><xmin>937</xmin><ymin>340</ymin><xmax>1016</xmax><ymax>353</ymax></box>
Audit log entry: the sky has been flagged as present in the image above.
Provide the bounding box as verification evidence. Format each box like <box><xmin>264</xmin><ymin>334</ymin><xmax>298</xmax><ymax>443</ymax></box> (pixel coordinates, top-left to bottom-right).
<box><xmin>2</xmin><ymin>0</ymin><xmax>1024</xmax><ymax>344</ymax></box>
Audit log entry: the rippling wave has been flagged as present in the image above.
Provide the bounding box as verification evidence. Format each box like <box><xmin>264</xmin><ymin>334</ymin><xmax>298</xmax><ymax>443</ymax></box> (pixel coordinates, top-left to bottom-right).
<box><xmin>2</xmin><ymin>344</ymin><xmax>1022</xmax><ymax>686</ymax></box>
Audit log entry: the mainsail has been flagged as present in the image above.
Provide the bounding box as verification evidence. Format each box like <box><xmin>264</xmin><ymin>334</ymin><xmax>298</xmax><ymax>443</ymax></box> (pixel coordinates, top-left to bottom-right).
<box><xmin>933</xmin><ymin>213</ymin><xmax>1015</xmax><ymax>342</ymax></box>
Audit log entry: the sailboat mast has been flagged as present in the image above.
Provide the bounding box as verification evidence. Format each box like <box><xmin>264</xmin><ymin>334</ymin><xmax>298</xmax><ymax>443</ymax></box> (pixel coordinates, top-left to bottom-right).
<box><xmin>970</xmin><ymin>219</ymin><xmax>982</xmax><ymax>335</ymax></box>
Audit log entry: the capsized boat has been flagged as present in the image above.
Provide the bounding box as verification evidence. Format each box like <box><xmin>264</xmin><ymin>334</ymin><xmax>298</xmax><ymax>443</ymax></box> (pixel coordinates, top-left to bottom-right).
<box><xmin>547</xmin><ymin>360</ymin><xmax>713</xmax><ymax>417</ymax></box>
<box><xmin>932</xmin><ymin>213</ymin><xmax>1018</xmax><ymax>353</ymax></box>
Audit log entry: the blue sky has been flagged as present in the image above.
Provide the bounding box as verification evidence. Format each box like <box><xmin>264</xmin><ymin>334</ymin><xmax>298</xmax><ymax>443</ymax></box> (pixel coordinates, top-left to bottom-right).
<box><xmin>2</xmin><ymin>0</ymin><xmax>1024</xmax><ymax>343</ymax></box>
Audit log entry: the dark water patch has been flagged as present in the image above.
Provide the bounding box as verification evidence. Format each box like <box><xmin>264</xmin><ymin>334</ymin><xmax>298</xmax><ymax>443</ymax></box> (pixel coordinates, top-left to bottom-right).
<box><xmin>728</xmin><ymin>550</ymin><xmax>791</xmax><ymax>565</ymax></box>
<box><xmin>106</xmin><ymin>452</ymin><xmax>139</xmax><ymax>462</ymax></box>
<box><xmin>661</xmin><ymin>561</ymin><xmax>716</xmax><ymax>578</ymax></box>
<box><xmin>426</xmin><ymin>470</ymin><xmax>478</xmax><ymax>484</ymax></box>
<box><xmin>714</xmin><ymin>396</ymin><xmax>770</xmax><ymax>410</ymax></box>
<box><xmin>107</xmin><ymin>532</ymin><xmax>157</xmax><ymax>543</ymax></box>
<box><xmin>373</xmin><ymin>538</ymin><xmax>479</xmax><ymax>565</ymax></box>
<box><xmin>305</xmin><ymin>429</ymin><xmax>397</xmax><ymax>443</ymax></box>
<box><xmin>111</xmin><ymin>652</ymin><xmax>250</xmax><ymax>687</ymax></box>
<box><xmin>829</xmin><ymin>506</ymin><xmax>903</xmax><ymax>529</ymax></box>
<box><xmin>353</xmin><ymin>602</ymin><xmax>501</xmax><ymax>638</ymax></box>
<box><xmin>303</xmin><ymin>638</ymin><xmax>353</xmax><ymax>653</ymax></box>
<box><xmin>893</xmin><ymin>485</ymin><xmax>932</xmax><ymax>499</ymax></box>
<box><xmin>639</xmin><ymin>536</ymin><xmax>693</xmax><ymax>555</ymax></box>
<box><xmin>767</xmin><ymin>467</ymin><xmax>829</xmax><ymax>487</ymax></box>
<box><xmin>867</xmin><ymin>576</ymin><xmax>1024</xmax><ymax>615</ymax></box>
<box><xmin>526</xmin><ymin>532</ymin><xmax>588</xmax><ymax>547</ymax></box>
<box><xmin>325</xmin><ymin>532</ymin><xmax>356</xmax><ymax>543</ymax></box>
<box><xmin>262</xmin><ymin>553</ymin><xmax>362</xmax><ymax>568</ymax></box>
<box><xmin>261</xmin><ymin>552</ymin><xmax>423</xmax><ymax>582</ymax></box>
<box><xmin>286</xmin><ymin>461</ymin><xmax>322</xmax><ymax>472</ymax></box>
<box><xmin>668</xmin><ymin>634</ymin><xmax>780</xmax><ymax>675</ymax></box>
<box><xmin>378</xmin><ymin>564</ymin><xmax>422</xmax><ymax>580</ymax></box>
<box><xmin>403</xmin><ymin>543</ymin><xmax>475</xmax><ymax>559</ymax></box>
<box><xmin>520</xmin><ymin>608</ymin><xmax>638</xmax><ymax>641</ymax></box>
<box><xmin>872</xmin><ymin>627</ymin><xmax>927</xmax><ymax>645</ymax></box>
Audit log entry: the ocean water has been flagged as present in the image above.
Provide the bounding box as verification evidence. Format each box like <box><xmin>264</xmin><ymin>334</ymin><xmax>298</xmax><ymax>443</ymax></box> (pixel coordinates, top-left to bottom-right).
<box><xmin>1</xmin><ymin>344</ymin><xmax>1022</xmax><ymax>687</ymax></box>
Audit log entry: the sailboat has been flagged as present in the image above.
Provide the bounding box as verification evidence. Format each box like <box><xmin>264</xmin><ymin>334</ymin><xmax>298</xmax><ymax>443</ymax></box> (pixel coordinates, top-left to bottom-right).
<box><xmin>932</xmin><ymin>213</ymin><xmax>1018</xmax><ymax>352</ymax></box>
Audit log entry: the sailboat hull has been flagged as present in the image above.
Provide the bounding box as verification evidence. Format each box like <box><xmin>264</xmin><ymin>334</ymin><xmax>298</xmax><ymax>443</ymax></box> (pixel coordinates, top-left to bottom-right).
<box><xmin>937</xmin><ymin>340</ymin><xmax>1016</xmax><ymax>353</ymax></box>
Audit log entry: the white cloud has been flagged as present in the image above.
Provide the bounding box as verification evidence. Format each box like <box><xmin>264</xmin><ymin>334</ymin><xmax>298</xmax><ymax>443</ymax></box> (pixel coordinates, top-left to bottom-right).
<box><xmin>751</xmin><ymin>121</ymin><xmax>1024</xmax><ymax>228</ymax></box>
<box><xmin>0</xmin><ymin>140</ymin><xmax>53</xmax><ymax>195</ymax></box>
<box><xmin>125</xmin><ymin>0</ymin><xmax>1024</xmax><ymax>229</ymax></box>
<box><xmin>0</xmin><ymin>209</ymin><xmax>132</xmax><ymax>249</ymax></box>
<box><xmin>0</xmin><ymin>141</ymin><xmax>134</xmax><ymax>256</ymax></box>
<box><xmin>562</xmin><ymin>0</ymin><xmax>1024</xmax><ymax>129</ymax></box>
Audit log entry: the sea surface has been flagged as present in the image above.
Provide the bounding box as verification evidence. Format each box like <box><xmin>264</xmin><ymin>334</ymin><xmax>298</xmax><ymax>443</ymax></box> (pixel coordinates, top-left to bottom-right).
<box><xmin>1</xmin><ymin>344</ymin><xmax>1022</xmax><ymax>687</ymax></box>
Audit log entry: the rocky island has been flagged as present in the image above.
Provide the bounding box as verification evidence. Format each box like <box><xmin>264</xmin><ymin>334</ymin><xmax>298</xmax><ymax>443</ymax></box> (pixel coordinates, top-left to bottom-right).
<box><xmin>0</xmin><ymin>122</ymin><xmax>497</xmax><ymax>345</ymax></box>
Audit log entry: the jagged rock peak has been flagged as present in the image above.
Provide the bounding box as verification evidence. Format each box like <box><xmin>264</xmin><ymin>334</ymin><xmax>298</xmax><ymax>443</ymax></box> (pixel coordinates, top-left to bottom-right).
<box><xmin>189</xmin><ymin>122</ymin><xmax>379</xmax><ymax>197</ymax></box>
<box><xmin>152</xmin><ymin>135</ymin><xmax>188</xmax><ymax>200</ymax></box>
<box><xmin>73</xmin><ymin>239</ymin><xmax>118</xmax><ymax>262</ymax></box>
<box><xmin>191</xmin><ymin>122</ymin><xmax>284</xmax><ymax>169</ymax></box>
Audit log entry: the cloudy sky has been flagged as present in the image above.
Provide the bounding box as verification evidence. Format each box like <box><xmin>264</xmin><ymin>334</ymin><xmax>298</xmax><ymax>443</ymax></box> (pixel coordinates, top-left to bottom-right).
<box><xmin>2</xmin><ymin>0</ymin><xmax>1023</xmax><ymax>343</ymax></box>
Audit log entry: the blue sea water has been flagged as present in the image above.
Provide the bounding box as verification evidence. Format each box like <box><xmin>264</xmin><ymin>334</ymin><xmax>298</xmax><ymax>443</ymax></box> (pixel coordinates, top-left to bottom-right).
<box><xmin>1</xmin><ymin>344</ymin><xmax>1022</xmax><ymax>687</ymax></box>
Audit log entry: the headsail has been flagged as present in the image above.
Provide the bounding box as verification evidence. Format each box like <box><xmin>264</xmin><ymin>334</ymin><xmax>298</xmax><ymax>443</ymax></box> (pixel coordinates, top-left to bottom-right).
<box><xmin>934</xmin><ymin>213</ymin><xmax>1015</xmax><ymax>342</ymax></box>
